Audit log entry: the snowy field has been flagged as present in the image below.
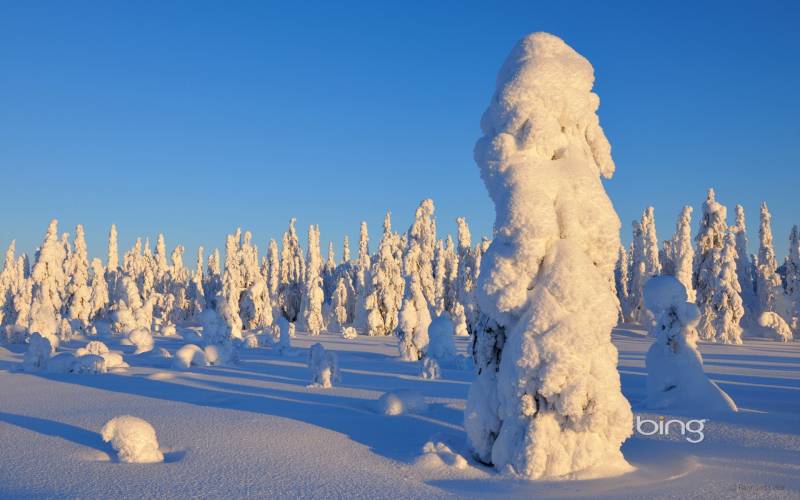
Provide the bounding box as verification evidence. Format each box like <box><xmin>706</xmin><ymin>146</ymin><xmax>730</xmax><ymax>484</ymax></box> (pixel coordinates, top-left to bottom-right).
<box><xmin>0</xmin><ymin>326</ymin><xmax>798</xmax><ymax>499</ymax></box>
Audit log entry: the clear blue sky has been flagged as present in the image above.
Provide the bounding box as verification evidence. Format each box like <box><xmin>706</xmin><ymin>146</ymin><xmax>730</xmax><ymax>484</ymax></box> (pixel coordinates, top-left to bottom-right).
<box><xmin>1</xmin><ymin>1</ymin><xmax>798</xmax><ymax>263</ymax></box>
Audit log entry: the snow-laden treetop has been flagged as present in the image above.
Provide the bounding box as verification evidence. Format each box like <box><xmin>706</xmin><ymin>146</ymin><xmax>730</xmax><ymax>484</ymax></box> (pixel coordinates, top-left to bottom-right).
<box><xmin>477</xmin><ymin>32</ymin><xmax>614</xmax><ymax>179</ymax></box>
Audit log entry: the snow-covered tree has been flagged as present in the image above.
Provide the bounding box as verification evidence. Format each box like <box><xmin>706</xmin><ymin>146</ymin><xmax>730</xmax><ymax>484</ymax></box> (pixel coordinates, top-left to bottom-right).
<box><xmin>696</xmin><ymin>227</ymin><xmax>744</xmax><ymax>344</ymax></box>
<box><xmin>785</xmin><ymin>225</ymin><xmax>800</xmax><ymax>330</ymax></box>
<box><xmin>353</xmin><ymin>221</ymin><xmax>371</xmax><ymax>330</ymax></box>
<box><xmin>364</xmin><ymin>229</ymin><xmax>403</xmax><ymax>336</ymax></box>
<box><xmin>694</xmin><ymin>189</ymin><xmax>729</xmax><ymax>341</ymax></box>
<box><xmin>731</xmin><ymin>205</ymin><xmax>757</xmax><ymax>324</ymax></box>
<box><xmin>755</xmin><ymin>202</ymin><xmax>785</xmax><ymax>319</ymax></box>
<box><xmin>643</xmin><ymin>276</ymin><xmax>737</xmax><ymax>411</ymax></box>
<box><xmin>279</xmin><ymin>219</ymin><xmax>305</xmax><ymax>322</ymax></box>
<box><xmin>28</xmin><ymin>220</ymin><xmax>65</xmax><ymax>341</ymax></box>
<box><xmin>396</xmin><ymin>271</ymin><xmax>431</xmax><ymax>361</ymax></box>
<box><xmin>66</xmin><ymin>224</ymin><xmax>92</xmax><ymax>329</ymax></box>
<box><xmin>670</xmin><ymin>206</ymin><xmax>695</xmax><ymax>302</ymax></box>
<box><xmin>406</xmin><ymin>199</ymin><xmax>437</xmax><ymax>305</ymax></box>
<box><xmin>300</xmin><ymin>225</ymin><xmax>325</xmax><ymax>335</ymax></box>
<box><xmin>465</xmin><ymin>33</ymin><xmax>632</xmax><ymax>478</ymax></box>
<box><xmin>628</xmin><ymin>207</ymin><xmax>661</xmax><ymax>323</ymax></box>
<box><xmin>614</xmin><ymin>245</ymin><xmax>629</xmax><ymax>322</ymax></box>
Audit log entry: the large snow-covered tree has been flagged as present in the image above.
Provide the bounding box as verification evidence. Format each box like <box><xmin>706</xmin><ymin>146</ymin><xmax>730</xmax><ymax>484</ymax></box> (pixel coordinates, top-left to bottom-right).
<box><xmin>465</xmin><ymin>33</ymin><xmax>632</xmax><ymax>479</ymax></box>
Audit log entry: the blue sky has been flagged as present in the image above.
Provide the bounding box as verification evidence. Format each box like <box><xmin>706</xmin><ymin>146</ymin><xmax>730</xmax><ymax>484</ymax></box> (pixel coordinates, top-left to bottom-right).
<box><xmin>1</xmin><ymin>1</ymin><xmax>798</xmax><ymax>262</ymax></box>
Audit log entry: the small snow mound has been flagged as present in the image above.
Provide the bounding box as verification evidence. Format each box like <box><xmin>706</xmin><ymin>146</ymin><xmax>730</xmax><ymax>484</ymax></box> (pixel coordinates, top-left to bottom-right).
<box><xmin>160</xmin><ymin>323</ymin><xmax>177</xmax><ymax>337</ymax></box>
<box><xmin>757</xmin><ymin>312</ymin><xmax>793</xmax><ymax>342</ymax></box>
<box><xmin>243</xmin><ymin>334</ymin><xmax>260</xmax><ymax>349</ymax></box>
<box><xmin>180</xmin><ymin>329</ymin><xmax>204</xmax><ymax>344</ymax></box>
<box><xmin>101</xmin><ymin>351</ymin><xmax>129</xmax><ymax>370</ymax></box>
<box><xmin>75</xmin><ymin>354</ymin><xmax>108</xmax><ymax>374</ymax></box>
<box><xmin>417</xmin><ymin>441</ymin><xmax>468</xmax><ymax>470</ymax></box>
<box><xmin>377</xmin><ymin>390</ymin><xmax>428</xmax><ymax>416</ymax></box>
<box><xmin>100</xmin><ymin>416</ymin><xmax>164</xmax><ymax>464</ymax></box>
<box><xmin>204</xmin><ymin>343</ymin><xmax>238</xmax><ymax>366</ymax></box>
<box><xmin>307</xmin><ymin>343</ymin><xmax>340</xmax><ymax>388</ymax></box>
<box><xmin>46</xmin><ymin>352</ymin><xmax>77</xmax><ymax>373</ymax></box>
<box><xmin>420</xmin><ymin>357</ymin><xmax>440</xmax><ymax>380</ymax></box>
<box><xmin>341</xmin><ymin>327</ymin><xmax>358</xmax><ymax>340</ymax></box>
<box><xmin>173</xmin><ymin>344</ymin><xmax>207</xmax><ymax>370</ymax></box>
<box><xmin>76</xmin><ymin>340</ymin><xmax>110</xmax><ymax>357</ymax></box>
<box><xmin>128</xmin><ymin>328</ymin><xmax>154</xmax><ymax>354</ymax></box>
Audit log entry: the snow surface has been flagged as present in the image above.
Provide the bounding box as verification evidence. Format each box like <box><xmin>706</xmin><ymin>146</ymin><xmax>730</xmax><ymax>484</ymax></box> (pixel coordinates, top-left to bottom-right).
<box><xmin>0</xmin><ymin>329</ymin><xmax>798</xmax><ymax>498</ymax></box>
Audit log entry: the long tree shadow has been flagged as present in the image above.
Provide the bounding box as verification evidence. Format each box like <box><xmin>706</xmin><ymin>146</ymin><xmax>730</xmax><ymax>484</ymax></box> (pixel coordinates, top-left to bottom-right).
<box><xmin>29</xmin><ymin>371</ymin><xmax>459</xmax><ymax>463</ymax></box>
<box><xmin>0</xmin><ymin>411</ymin><xmax>112</xmax><ymax>455</ymax></box>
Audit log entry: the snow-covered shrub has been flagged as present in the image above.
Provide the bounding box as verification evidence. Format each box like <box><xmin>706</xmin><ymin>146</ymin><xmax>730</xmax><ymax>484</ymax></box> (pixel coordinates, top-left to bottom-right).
<box><xmin>101</xmin><ymin>351</ymin><xmax>128</xmax><ymax>370</ymax></box>
<box><xmin>417</xmin><ymin>442</ymin><xmax>468</xmax><ymax>470</ymax></box>
<box><xmin>243</xmin><ymin>334</ymin><xmax>260</xmax><ymax>349</ymax></box>
<box><xmin>76</xmin><ymin>340</ymin><xmax>109</xmax><ymax>357</ymax></box>
<box><xmin>307</xmin><ymin>343</ymin><xmax>339</xmax><ymax>388</ymax></box>
<box><xmin>172</xmin><ymin>344</ymin><xmax>207</xmax><ymax>369</ymax></box>
<box><xmin>100</xmin><ymin>416</ymin><xmax>164</xmax><ymax>464</ymax></box>
<box><xmin>757</xmin><ymin>312</ymin><xmax>793</xmax><ymax>342</ymax></box>
<box><xmin>127</xmin><ymin>328</ymin><xmax>154</xmax><ymax>354</ymax></box>
<box><xmin>465</xmin><ymin>33</ymin><xmax>633</xmax><ymax>479</ymax></box>
<box><xmin>22</xmin><ymin>332</ymin><xmax>54</xmax><ymax>372</ymax></box>
<box><xmin>427</xmin><ymin>314</ymin><xmax>457</xmax><ymax>364</ymax></box>
<box><xmin>377</xmin><ymin>389</ymin><xmax>427</xmax><ymax>416</ymax></box>
<box><xmin>204</xmin><ymin>343</ymin><xmax>238</xmax><ymax>366</ymax></box>
<box><xmin>341</xmin><ymin>326</ymin><xmax>357</xmax><ymax>340</ymax></box>
<box><xmin>75</xmin><ymin>354</ymin><xmax>107</xmax><ymax>374</ymax></box>
<box><xmin>644</xmin><ymin>276</ymin><xmax>737</xmax><ymax>412</ymax></box>
<box><xmin>420</xmin><ymin>357</ymin><xmax>440</xmax><ymax>380</ymax></box>
<box><xmin>160</xmin><ymin>323</ymin><xmax>177</xmax><ymax>337</ymax></box>
<box><xmin>46</xmin><ymin>352</ymin><xmax>77</xmax><ymax>374</ymax></box>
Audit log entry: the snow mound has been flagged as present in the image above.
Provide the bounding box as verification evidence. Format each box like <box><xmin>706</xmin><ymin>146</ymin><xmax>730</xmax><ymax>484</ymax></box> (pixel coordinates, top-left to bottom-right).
<box><xmin>75</xmin><ymin>354</ymin><xmax>107</xmax><ymax>374</ymax></box>
<box><xmin>75</xmin><ymin>340</ymin><xmax>109</xmax><ymax>357</ymax></box>
<box><xmin>420</xmin><ymin>357</ymin><xmax>440</xmax><ymax>380</ymax></box>
<box><xmin>127</xmin><ymin>328</ymin><xmax>154</xmax><ymax>354</ymax></box>
<box><xmin>416</xmin><ymin>441</ymin><xmax>468</xmax><ymax>470</ymax></box>
<box><xmin>172</xmin><ymin>344</ymin><xmax>208</xmax><ymax>370</ymax></box>
<box><xmin>100</xmin><ymin>416</ymin><xmax>164</xmax><ymax>464</ymax></box>
<box><xmin>757</xmin><ymin>312</ymin><xmax>793</xmax><ymax>342</ymax></box>
<box><xmin>243</xmin><ymin>334</ymin><xmax>260</xmax><ymax>349</ymax></box>
<box><xmin>46</xmin><ymin>352</ymin><xmax>77</xmax><ymax>374</ymax></box>
<box><xmin>101</xmin><ymin>351</ymin><xmax>128</xmax><ymax>370</ymax></box>
<box><xmin>204</xmin><ymin>343</ymin><xmax>238</xmax><ymax>366</ymax></box>
<box><xmin>22</xmin><ymin>333</ymin><xmax>55</xmax><ymax>372</ymax></box>
<box><xmin>180</xmin><ymin>329</ymin><xmax>203</xmax><ymax>344</ymax></box>
<box><xmin>341</xmin><ymin>327</ymin><xmax>358</xmax><ymax>340</ymax></box>
<box><xmin>160</xmin><ymin>323</ymin><xmax>177</xmax><ymax>337</ymax></box>
<box><xmin>376</xmin><ymin>390</ymin><xmax>427</xmax><ymax>416</ymax></box>
<box><xmin>307</xmin><ymin>343</ymin><xmax>340</xmax><ymax>388</ymax></box>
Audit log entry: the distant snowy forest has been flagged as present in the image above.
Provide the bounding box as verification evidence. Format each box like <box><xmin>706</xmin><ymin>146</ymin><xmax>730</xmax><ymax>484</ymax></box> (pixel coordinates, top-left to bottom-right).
<box><xmin>0</xmin><ymin>189</ymin><xmax>797</xmax><ymax>355</ymax></box>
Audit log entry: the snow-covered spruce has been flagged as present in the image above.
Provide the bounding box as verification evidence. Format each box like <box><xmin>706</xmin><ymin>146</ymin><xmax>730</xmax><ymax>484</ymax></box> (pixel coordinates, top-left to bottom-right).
<box><xmin>307</xmin><ymin>343</ymin><xmax>340</xmax><ymax>388</ymax></box>
<box><xmin>100</xmin><ymin>416</ymin><xmax>164</xmax><ymax>464</ymax></box>
<box><xmin>628</xmin><ymin>207</ymin><xmax>661</xmax><ymax>323</ymax></box>
<box><xmin>465</xmin><ymin>33</ymin><xmax>633</xmax><ymax>479</ymax></box>
<box><xmin>419</xmin><ymin>356</ymin><xmax>440</xmax><ymax>380</ymax></box>
<box><xmin>643</xmin><ymin>276</ymin><xmax>737</xmax><ymax>412</ymax></box>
